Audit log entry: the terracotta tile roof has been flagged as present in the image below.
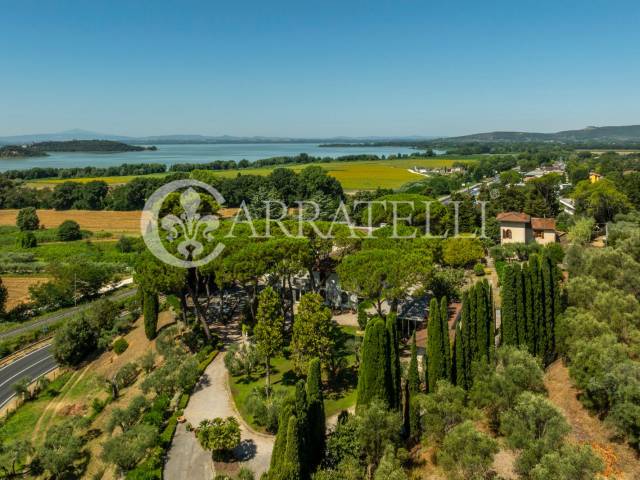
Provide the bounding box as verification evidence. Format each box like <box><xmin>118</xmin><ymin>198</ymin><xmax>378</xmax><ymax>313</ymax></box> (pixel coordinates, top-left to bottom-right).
<box><xmin>496</xmin><ymin>212</ymin><xmax>531</xmax><ymax>223</ymax></box>
<box><xmin>531</xmin><ymin>217</ymin><xmax>556</xmax><ymax>230</ymax></box>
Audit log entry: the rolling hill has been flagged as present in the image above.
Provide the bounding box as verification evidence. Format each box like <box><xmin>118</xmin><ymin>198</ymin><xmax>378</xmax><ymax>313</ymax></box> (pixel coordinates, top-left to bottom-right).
<box><xmin>440</xmin><ymin>125</ymin><xmax>640</xmax><ymax>144</ymax></box>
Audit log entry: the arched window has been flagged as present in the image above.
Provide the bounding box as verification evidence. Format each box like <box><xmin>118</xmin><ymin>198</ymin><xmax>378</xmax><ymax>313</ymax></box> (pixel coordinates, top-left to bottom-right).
<box><xmin>503</xmin><ymin>229</ymin><xmax>512</xmax><ymax>239</ymax></box>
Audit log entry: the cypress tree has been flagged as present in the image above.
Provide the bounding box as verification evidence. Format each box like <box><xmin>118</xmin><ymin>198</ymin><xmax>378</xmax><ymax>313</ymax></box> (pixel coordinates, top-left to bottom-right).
<box><xmin>143</xmin><ymin>290</ymin><xmax>159</xmax><ymax>340</ymax></box>
<box><xmin>294</xmin><ymin>380</ymin><xmax>309</xmax><ymax>470</ymax></box>
<box><xmin>487</xmin><ymin>282</ymin><xmax>496</xmax><ymax>363</ymax></box>
<box><xmin>454</xmin><ymin>322</ymin><xmax>467</xmax><ymax>389</ymax></box>
<box><xmin>306</xmin><ymin>358</ymin><xmax>325</xmax><ymax>471</ymax></box>
<box><xmin>476</xmin><ymin>282</ymin><xmax>489</xmax><ymax>362</ymax></box>
<box><xmin>524</xmin><ymin>261</ymin><xmax>535</xmax><ymax>353</ymax></box>
<box><xmin>422</xmin><ymin>349</ymin><xmax>429</xmax><ymax>393</ymax></box>
<box><xmin>440</xmin><ymin>297</ymin><xmax>451</xmax><ymax>379</ymax></box>
<box><xmin>427</xmin><ymin>298</ymin><xmax>447</xmax><ymax>392</ymax></box>
<box><xmin>514</xmin><ymin>263</ymin><xmax>525</xmax><ymax>345</ymax></box>
<box><xmin>531</xmin><ymin>255</ymin><xmax>543</xmax><ymax>356</ymax></box>
<box><xmin>501</xmin><ymin>265</ymin><xmax>517</xmax><ymax>346</ymax></box>
<box><xmin>405</xmin><ymin>332</ymin><xmax>421</xmax><ymax>443</ymax></box>
<box><xmin>408</xmin><ymin>332</ymin><xmax>420</xmax><ymax>394</ymax></box>
<box><xmin>357</xmin><ymin>317</ymin><xmax>391</xmax><ymax>408</ymax></box>
<box><xmin>283</xmin><ymin>415</ymin><xmax>302</xmax><ymax>480</ymax></box>
<box><xmin>460</xmin><ymin>291</ymin><xmax>472</xmax><ymax>381</ymax></box>
<box><xmin>468</xmin><ymin>286</ymin><xmax>478</xmax><ymax>361</ymax></box>
<box><xmin>542</xmin><ymin>256</ymin><xmax>555</xmax><ymax>361</ymax></box>
<box><xmin>386</xmin><ymin>314</ymin><xmax>401</xmax><ymax>409</ymax></box>
<box><xmin>271</xmin><ymin>400</ymin><xmax>294</xmax><ymax>472</ymax></box>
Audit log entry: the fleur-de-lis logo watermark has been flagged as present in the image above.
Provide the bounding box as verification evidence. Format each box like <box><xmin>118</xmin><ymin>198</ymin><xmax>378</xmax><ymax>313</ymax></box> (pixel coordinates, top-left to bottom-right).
<box><xmin>141</xmin><ymin>180</ymin><xmax>225</xmax><ymax>268</ymax></box>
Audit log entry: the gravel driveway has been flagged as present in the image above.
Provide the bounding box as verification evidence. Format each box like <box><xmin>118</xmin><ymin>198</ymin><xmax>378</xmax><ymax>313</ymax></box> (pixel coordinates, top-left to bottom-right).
<box><xmin>164</xmin><ymin>351</ymin><xmax>274</xmax><ymax>479</ymax></box>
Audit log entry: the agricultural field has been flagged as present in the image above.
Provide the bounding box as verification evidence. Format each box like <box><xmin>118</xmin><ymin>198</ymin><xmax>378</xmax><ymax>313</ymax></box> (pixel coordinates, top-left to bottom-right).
<box><xmin>0</xmin><ymin>209</ymin><xmax>142</xmax><ymax>234</ymax></box>
<box><xmin>28</xmin><ymin>156</ymin><xmax>478</xmax><ymax>191</ymax></box>
<box><xmin>0</xmin><ymin>225</ymin><xmax>139</xmax><ymax>294</ymax></box>
<box><xmin>27</xmin><ymin>173</ymin><xmax>168</xmax><ymax>188</ymax></box>
<box><xmin>2</xmin><ymin>275</ymin><xmax>49</xmax><ymax>310</ymax></box>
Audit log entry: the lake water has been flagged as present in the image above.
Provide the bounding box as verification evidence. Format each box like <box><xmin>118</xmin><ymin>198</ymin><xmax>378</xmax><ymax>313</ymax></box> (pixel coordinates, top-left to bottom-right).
<box><xmin>0</xmin><ymin>143</ymin><xmax>420</xmax><ymax>172</ymax></box>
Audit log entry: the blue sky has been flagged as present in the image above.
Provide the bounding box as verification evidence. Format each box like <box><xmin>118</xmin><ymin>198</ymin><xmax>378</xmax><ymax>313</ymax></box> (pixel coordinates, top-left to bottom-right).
<box><xmin>2</xmin><ymin>0</ymin><xmax>640</xmax><ymax>137</ymax></box>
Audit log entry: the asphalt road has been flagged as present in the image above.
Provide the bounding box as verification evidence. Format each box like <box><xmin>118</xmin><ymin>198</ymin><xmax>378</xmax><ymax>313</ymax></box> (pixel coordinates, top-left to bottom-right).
<box><xmin>0</xmin><ymin>344</ymin><xmax>56</xmax><ymax>409</ymax></box>
<box><xmin>0</xmin><ymin>285</ymin><xmax>138</xmax><ymax>409</ymax></box>
<box><xmin>0</xmin><ymin>287</ymin><xmax>137</xmax><ymax>341</ymax></box>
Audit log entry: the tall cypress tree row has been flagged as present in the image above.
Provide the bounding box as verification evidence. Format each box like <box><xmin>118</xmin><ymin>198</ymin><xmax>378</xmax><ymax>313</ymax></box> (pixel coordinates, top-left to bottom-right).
<box><xmin>427</xmin><ymin>298</ymin><xmax>446</xmax><ymax>392</ymax></box>
<box><xmin>501</xmin><ymin>264</ymin><xmax>517</xmax><ymax>346</ymax></box>
<box><xmin>306</xmin><ymin>358</ymin><xmax>325</xmax><ymax>472</ymax></box>
<box><xmin>386</xmin><ymin>314</ymin><xmax>401</xmax><ymax>409</ymax></box>
<box><xmin>440</xmin><ymin>297</ymin><xmax>451</xmax><ymax>379</ymax></box>
<box><xmin>499</xmin><ymin>253</ymin><xmax>562</xmax><ymax>365</ymax></box>
<box><xmin>143</xmin><ymin>290</ymin><xmax>159</xmax><ymax>340</ymax></box>
<box><xmin>454</xmin><ymin>281</ymin><xmax>495</xmax><ymax>390</ymax></box>
<box><xmin>357</xmin><ymin>317</ymin><xmax>392</xmax><ymax>408</ymax></box>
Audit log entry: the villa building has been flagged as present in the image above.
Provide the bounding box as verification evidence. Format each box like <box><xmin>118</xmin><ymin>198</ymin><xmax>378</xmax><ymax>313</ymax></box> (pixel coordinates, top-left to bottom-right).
<box><xmin>497</xmin><ymin>212</ymin><xmax>557</xmax><ymax>245</ymax></box>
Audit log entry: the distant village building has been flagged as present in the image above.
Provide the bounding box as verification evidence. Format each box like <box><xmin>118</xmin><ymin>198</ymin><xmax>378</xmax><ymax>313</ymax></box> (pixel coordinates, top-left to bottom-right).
<box><xmin>411</xmin><ymin>166</ymin><xmax>465</xmax><ymax>176</ymax></box>
<box><xmin>523</xmin><ymin>163</ymin><xmax>566</xmax><ymax>181</ymax></box>
<box><xmin>496</xmin><ymin>212</ymin><xmax>557</xmax><ymax>245</ymax></box>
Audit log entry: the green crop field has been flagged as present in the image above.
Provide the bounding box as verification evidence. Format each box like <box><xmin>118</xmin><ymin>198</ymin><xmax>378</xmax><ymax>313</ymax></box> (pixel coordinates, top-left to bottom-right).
<box><xmin>183</xmin><ymin>157</ymin><xmax>477</xmax><ymax>190</ymax></box>
<box><xmin>28</xmin><ymin>156</ymin><xmax>477</xmax><ymax>191</ymax></box>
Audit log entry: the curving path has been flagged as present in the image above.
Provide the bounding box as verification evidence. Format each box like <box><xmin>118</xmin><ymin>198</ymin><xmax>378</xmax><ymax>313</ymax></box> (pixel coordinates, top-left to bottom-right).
<box><xmin>164</xmin><ymin>349</ymin><xmax>274</xmax><ymax>479</ymax></box>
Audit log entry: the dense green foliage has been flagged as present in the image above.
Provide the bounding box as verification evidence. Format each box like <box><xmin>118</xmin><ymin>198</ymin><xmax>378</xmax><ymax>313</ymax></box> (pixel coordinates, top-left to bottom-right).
<box><xmin>16</xmin><ymin>207</ymin><xmax>39</xmax><ymax>231</ymax></box>
<box><xmin>453</xmin><ymin>281</ymin><xmax>495</xmax><ymax>389</ymax></box>
<box><xmin>254</xmin><ymin>286</ymin><xmax>285</xmax><ymax>390</ymax></box>
<box><xmin>57</xmin><ymin>219</ymin><xmax>82</xmax><ymax>241</ymax></box>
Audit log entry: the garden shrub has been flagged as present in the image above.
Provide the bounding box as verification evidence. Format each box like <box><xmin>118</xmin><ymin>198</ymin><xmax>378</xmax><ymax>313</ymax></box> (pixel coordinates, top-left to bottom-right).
<box><xmin>473</xmin><ymin>263</ymin><xmax>485</xmax><ymax>276</ymax></box>
<box><xmin>113</xmin><ymin>338</ymin><xmax>129</xmax><ymax>355</ymax></box>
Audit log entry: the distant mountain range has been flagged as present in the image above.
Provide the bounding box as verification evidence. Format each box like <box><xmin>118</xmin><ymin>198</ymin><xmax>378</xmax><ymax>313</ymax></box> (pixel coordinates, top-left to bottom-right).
<box><xmin>0</xmin><ymin>129</ymin><xmax>437</xmax><ymax>145</ymax></box>
<box><xmin>3</xmin><ymin>125</ymin><xmax>640</xmax><ymax>146</ymax></box>
<box><xmin>439</xmin><ymin>125</ymin><xmax>640</xmax><ymax>144</ymax></box>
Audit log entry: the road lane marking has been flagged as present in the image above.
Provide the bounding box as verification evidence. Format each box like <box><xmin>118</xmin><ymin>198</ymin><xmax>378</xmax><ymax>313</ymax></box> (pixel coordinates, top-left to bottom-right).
<box><xmin>0</xmin><ymin>355</ymin><xmax>53</xmax><ymax>389</ymax></box>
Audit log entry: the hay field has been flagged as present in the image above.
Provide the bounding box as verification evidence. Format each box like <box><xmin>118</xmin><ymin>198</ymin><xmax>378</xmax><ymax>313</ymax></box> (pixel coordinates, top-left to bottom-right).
<box><xmin>2</xmin><ymin>276</ymin><xmax>49</xmax><ymax>309</ymax></box>
<box><xmin>0</xmin><ymin>209</ymin><xmax>142</xmax><ymax>234</ymax></box>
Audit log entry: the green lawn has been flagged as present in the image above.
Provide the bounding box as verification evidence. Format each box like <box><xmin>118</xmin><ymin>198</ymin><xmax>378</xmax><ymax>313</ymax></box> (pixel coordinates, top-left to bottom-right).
<box><xmin>229</xmin><ymin>326</ymin><xmax>360</xmax><ymax>432</ymax></box>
